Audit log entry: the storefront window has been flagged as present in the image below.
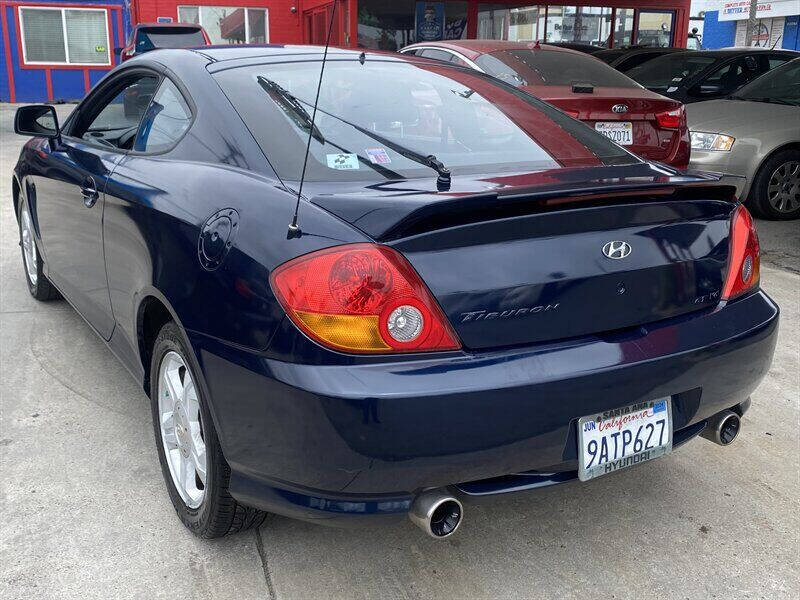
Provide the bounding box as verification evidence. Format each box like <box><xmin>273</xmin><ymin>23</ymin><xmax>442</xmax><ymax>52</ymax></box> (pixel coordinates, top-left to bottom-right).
<box><xmin>545</xmin><ymin>6</ymin><xmax>612</xmax><ymax>46</ymax></box>
<box><xmin>358</xmin><ymin>1</ymin><xmax>467</xmax><ymax>50</ymax></box>
<box><xmin>19</xmin><ymin>7</ymin><xmax>109</xmax><ymax>65</ymax></box>
<box><xmin>636</xmin><ymin>11</ymin><xmax>674</xmax><ymax>47</ymax></box>
<box><xmin>477</xmin><ymin>4</ymin><xmax>543</xmax><ymax>41</ymax></box>
<box><xmin>177</xmin><ymin>6</ymin><xmax>269</xmax><ymax>44</ymax></box>
<box><xmin>613</xmin><ymin>8</ymin><xmax>635</xmax><ymax>47</ymax></box>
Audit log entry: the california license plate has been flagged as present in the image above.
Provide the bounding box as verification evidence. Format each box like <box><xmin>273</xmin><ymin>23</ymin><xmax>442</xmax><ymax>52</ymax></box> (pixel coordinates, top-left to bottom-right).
<box><xmin>595</xmin><ymin>121</ymin><xmax>633</xmax><ymax>145</ymax></box>
<box><xmin>578</xmin><ymin>398</ymin><xmax>672</xmax><ymax>482</ymax></box>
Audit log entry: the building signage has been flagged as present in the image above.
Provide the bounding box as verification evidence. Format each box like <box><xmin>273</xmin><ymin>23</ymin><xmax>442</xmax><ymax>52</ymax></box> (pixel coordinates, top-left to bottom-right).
<box><xmin>719</xmin><ymin>0</ymin><xmax>800</xmax><ymax>21</ymax></box>
<box><xmin>416</xmin><ymin>2</ymin><xmax>445</xmax><ymax>41</ymax></box>
<box><xmin>734</xmin><ymin>16</ymin><xmax>786</xmax><ymax>44</ymax></box>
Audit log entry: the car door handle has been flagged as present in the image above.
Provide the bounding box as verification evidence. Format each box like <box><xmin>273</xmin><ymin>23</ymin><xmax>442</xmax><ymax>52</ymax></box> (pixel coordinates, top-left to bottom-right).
<box><xmin>80</xmin><ymin>177</ymin><xmax>99</xmax><ymax>208</ymax></box>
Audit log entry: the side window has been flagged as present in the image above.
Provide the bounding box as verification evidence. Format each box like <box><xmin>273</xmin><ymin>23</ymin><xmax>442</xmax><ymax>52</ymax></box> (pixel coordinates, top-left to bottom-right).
<box><xmin>134</xmin><ymin>78</ymin><xmax>192</xmax><ymax>153</ymax></box>
<box><xmin>768</xmin><ymin>56</ymin><xmax>791</xmax><ymax>70</ymax></box>
<box><xmin>419</xmin><ymin>49</ymin><xmax>455</xmax><ymax>63</ymax></box>
<box><xmin>73</xmin><ymin>74</ymin><xmax>159</xmax><ymax>149</ymax></box>
<box><xmin>401</xmin><ymin>49</ymin><xmax>419</xmax><ymax>56</ymax></box>
<box><xmin>693</xmin><ymin>58</ymin><xmax>751</xmax><ymax>96</ymax></box>
<box><xmin>449</xmin><ymin>54</ymin><xmax>469</xmax><ymax>67</ymax></box>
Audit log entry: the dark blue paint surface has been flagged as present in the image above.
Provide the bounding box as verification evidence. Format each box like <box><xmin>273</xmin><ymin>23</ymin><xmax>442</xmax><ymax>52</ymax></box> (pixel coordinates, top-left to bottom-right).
<box><xmin>12</xmin><ymin>46</ymin><xmax>779</xmax><ymax>525</ymax></box>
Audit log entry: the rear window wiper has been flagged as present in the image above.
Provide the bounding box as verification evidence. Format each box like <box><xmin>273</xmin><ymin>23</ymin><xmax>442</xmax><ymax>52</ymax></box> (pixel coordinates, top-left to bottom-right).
<box><xmin>257</xmin><ymin>76</ymin><xmax>325</xmax><ymax>145</ymax></box>
<box><xmin>301</xmin><ymin>103</ymin><xmax>452</xmax><ymax>191</ymax></box>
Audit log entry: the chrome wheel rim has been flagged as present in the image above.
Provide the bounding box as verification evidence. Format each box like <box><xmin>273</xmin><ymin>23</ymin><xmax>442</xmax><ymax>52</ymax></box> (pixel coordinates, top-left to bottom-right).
<box><xmin>20</xmin><ymin>206</ymin><xmax>38</xmax><ymax>286</ymax></box>
<box><xmin>158</xmin><ymin>351</ymin><xmax>207</xmax><ymax>509</ymax></box>
<box><xmin>767</xmin><ymin>160</ymin><xmax>800</xmax><ymax>213</ymax></box>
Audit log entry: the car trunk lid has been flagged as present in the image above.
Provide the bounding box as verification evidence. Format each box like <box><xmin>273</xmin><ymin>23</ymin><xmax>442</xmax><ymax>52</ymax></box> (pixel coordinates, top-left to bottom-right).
<box><xmin>309</xmin><ymin>169</ymin><xmax>736</xmax><ymax>350</ymax></box>
<box><xmin>525</xmin><ymin>85</ymin><xmax>685</xmax><ymax>164</ymax></box>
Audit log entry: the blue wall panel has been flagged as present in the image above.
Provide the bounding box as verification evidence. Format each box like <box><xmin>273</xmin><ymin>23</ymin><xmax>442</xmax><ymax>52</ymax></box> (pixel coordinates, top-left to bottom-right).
<box><xmin>51</xmin><ymin>69</ymin><xmax>85</xmax><ymax>102</ymax></box>
<box><xmin>783</xmin><ymin>15</ymin><xmax>799</xmax><ymax>50</ymax></box>
<box><xmin>0</xmin><ymin>7</ymin><xmax>8</xmax><ymax>102</ymax></box>
<box><xmin>702</xmin><ymin>11</ymin><xmax>737</xmax><ymax>49</ymax></box>
<box><xmin>2</xmin><ymin>0</ymin><xmax>130</xmax><ymax>103</ymax></box>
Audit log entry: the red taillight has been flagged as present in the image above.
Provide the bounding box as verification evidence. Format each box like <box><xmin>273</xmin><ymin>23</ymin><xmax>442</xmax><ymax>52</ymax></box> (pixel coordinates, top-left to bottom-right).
<box><xmin>270</xmin><ymin>244</ymin><xmax>460</xmax><ymax>354</ymax></box>
<box><xmin>722</xmin><ymin>205</ymin><xmax>760</xmax><ymax>301</ymax></box>
<box><xmin>655</xmin><ymin>106</ymin><xmax>684</xmax><ymax>130</ymax></box>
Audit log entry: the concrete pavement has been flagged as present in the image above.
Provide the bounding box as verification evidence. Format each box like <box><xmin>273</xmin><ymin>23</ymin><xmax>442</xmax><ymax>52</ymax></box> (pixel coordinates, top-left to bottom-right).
<box><xmin>1</xmin><ymin>103</ymin><xmax>798</xmax><ymax>600</ymax></box>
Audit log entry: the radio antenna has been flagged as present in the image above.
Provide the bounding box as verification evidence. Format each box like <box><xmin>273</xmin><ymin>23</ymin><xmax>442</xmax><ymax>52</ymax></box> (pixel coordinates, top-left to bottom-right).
<box><xmin>287</xmin><ymin>1</ymin><xmax>338</xmax><ymax>239</ymax></box>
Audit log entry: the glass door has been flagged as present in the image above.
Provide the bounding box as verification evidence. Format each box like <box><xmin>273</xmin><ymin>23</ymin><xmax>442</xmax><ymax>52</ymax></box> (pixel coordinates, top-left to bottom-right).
<box><xmin>636</xmin><ymin>11</ymin><xmax>675</xmax><ymax>47</ymax></box>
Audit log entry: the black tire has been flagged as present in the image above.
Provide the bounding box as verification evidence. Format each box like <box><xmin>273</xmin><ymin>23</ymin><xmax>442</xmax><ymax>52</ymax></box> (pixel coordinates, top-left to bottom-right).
<box><xmin>149</xmin><ymin>322</ymin><xmax>267</xmax><ymax>538</ymax></box>
<box><xmin>17</xmin><ymin>200</ymin><xmax>60</xmax><ymax>301</ymax></box>
<box><xmin>747</xmin><ymin>149</ymin><xmax>800</xmax><ymax>220</ymax></box>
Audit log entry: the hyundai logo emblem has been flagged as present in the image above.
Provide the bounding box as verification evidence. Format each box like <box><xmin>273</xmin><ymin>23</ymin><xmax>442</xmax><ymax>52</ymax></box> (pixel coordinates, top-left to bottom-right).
<box><xmin>612</xmin><ymin>104</ymin><xmax>629</xmax><ymax>114</ymax></box>
<box><xmin>602</xmin><ymin>241</ymin><xmax>632</xmax><ymax>260</ymax></box>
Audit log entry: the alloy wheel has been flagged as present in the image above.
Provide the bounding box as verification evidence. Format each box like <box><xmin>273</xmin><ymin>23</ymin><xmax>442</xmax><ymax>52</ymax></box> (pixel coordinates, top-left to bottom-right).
<box><xmin>767</xmin><ymin>160</ymin><xmax>800</xmax><ymax>214</ymax></box>
<box><xmin>20</xmin><ymin>205</ymin><xmax>38</xmax><ymax>286</ymax></box>
<box><xmin>158</xmin><ymin>351</ymin><xmax>207</xmax><ymax>509</ymax></box>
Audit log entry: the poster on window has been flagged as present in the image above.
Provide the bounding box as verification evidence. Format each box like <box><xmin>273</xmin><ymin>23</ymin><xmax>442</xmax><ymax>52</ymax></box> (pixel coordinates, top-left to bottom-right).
<box><xmin>416</xmin><ymin>2</ymin><xmax>445</xmax><ymax>42</ymax></box>
<box><xmin>735</xmin><ymin>17</ymin><xmax>785</xmax><ymax>47</ymax></box>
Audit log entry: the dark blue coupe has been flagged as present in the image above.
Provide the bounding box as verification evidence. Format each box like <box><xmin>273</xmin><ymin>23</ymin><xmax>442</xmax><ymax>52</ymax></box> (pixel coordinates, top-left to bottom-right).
<box><xmin>12</xmin><ymin>45</ymin><xmax>778</xmax><ymax>539</ymax></box>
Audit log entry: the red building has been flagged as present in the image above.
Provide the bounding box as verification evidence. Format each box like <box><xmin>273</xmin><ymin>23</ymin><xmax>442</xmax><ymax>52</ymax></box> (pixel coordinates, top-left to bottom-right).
<box><xmin>133</xmin><ymin>0</ymin><xmax>691</xmax><ymax>50</ymax></box>
<box><xmin>2</xmin><ymin>0</ymin><xmax>692</xmax><ymax>102</ymax></box>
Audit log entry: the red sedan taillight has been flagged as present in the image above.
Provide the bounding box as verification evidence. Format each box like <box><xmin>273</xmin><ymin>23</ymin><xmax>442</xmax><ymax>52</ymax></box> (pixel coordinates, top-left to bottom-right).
<box><xmin>655</xmin><ymin>106</ymin><xmax>685</xmax><ymax>130</ymax></box>
<box><xmin>722</xmin><ymin>205</ymin><xmax>760</xmax><ymax>301</ymax></box>
<box><xmin>270</xmin><ymin>244</ymin><xmax>460</xmax><ymax>353</ymax></box>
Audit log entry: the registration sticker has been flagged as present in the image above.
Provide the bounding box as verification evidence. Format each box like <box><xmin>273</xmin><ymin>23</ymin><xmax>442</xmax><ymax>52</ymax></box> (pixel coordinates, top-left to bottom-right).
<box><xmin>326</xmin><ymin>153</ymin><xmax>360</xmax><ymax>170</ymax></box>
<box><xmin>366</xmin><ymin>148</ymin><xmax>392</xmax><ymax>164</ymax></box>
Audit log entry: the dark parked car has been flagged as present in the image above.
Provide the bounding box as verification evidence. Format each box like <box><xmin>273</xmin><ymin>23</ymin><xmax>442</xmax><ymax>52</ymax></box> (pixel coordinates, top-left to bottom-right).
<box><xmin>401</xmin><ymin>40</ymin><xmax>690</xmax><ymax>168</ymax></box>
<box><xmin>116</xmin><ymin>23</ymin><xmax>210</xmax><ymax>61</ymax></box>
<box><xmin>543</xmin><ymin>41</ymin><xmax>606</xmax><ymax>54</ymax></box>
<box><xmin>594</xmin><ymin>47</ymin><xmax>686</xmax><ymax>73</ymax></box>
<box><xmin>12</xmin><ymin>46</ymin><xmax>777</xmax><ymax>539</ymax></box>
<box><xmin>626</xmin><ymin>48</ymin><xmax>798</xmax><ymax>103</ymax></box>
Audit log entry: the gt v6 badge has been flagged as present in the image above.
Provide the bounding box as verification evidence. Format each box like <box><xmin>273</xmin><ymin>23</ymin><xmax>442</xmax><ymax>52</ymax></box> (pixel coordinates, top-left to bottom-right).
<box><xmin>460</xmin><ymin>303</ymin><xmax>560</xmax><ymax>323</ymax></box>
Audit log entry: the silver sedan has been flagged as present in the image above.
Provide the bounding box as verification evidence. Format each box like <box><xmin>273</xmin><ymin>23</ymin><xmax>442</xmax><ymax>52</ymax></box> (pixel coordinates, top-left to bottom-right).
<box><xmin>687</xmin><ymin>58</ymin><xmax>800</xmax><ymax>220</ymax></box>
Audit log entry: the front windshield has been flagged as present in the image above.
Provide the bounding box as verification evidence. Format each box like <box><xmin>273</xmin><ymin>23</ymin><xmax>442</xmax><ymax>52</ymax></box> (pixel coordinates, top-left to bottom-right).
<box><xmin>213</xmin><ymin>59</ymin><xmax>635</xmax><ymax>183</ymax></box>
<box><xmin>627</xmin><ymin>53</ymin><xmax>716</xmax><ymax>88</ymax></box>
<box><xmin>733</xmin><ymin>58</ymin><xmax>800</xmax><ymax>106</ymax></box>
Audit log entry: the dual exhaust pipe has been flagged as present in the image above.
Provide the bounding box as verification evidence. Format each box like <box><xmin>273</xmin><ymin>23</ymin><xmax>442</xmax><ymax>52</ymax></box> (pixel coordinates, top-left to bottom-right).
<box><xmin>700</xmin><ymin>409</ymin><xmax>742</xmax><ymax>446</ymax></box>
<box><xmin>409</xmin><ymin>408</ymin><xmax>742</xmax><ymax>538</ymax></box>
<box><xmin>409</xmin><ymin>489</ymin><xmax>463</xmax><ymax>539</ymax></box>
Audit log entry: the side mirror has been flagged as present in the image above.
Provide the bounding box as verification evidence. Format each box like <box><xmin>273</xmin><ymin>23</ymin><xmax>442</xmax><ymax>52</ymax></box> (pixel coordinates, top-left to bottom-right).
<box><xmin>14</xmin><ymin>105</ymin><xmax>61</xmax><ymax>140</ymax></box>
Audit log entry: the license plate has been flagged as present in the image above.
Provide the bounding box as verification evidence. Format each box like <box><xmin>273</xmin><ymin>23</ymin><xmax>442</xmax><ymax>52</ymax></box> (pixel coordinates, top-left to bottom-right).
<box><xmin>595</xmin><ymin>121</ymin><xmax>633</xmax><ymax>145</ymax></box>
<box><xmin>578</xmin><ymin>398</ymin><xmax>672</xmax><ymax>482</ymax></box>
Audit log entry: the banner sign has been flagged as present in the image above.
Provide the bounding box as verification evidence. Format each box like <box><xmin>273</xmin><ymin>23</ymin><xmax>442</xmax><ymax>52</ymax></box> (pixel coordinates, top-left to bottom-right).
<box><xmin>416</xmin><ymin>2</ymin><xmax>445</xmax><ymax>42</ymax></box>
<box><xmin>719</xmin><ymin>0</ymin><xmax>800</xmax><ymax>22</ymax></box>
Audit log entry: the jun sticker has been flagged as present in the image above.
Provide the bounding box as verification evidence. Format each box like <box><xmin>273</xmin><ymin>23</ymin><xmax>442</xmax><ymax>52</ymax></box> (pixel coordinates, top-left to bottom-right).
<box><xmin>366</xmin><ymin>148</ymin><xmax>392</xmax><ymax>164</ymax></box>
<box><xmin>327</xmin><ymin>153</ymin><xmax>360</xmax><ymax>170</ymax></box>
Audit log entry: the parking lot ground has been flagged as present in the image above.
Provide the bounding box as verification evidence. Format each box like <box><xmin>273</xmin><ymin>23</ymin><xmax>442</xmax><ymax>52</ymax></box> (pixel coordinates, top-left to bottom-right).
<box><xmin>1</xmin><ymin>103</ymin><xmax>798</xmax><ymax>600</ymax></box>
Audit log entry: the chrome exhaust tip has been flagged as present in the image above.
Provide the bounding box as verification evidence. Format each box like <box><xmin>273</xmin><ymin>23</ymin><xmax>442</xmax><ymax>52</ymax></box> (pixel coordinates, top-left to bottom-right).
<box><xmin>409</xmin><ymin>489</ymin><xmax>463</xmax><ymax>539</ymax></box>
<box><xmin>701</xmin><ymin>409</ymin><xmax>741</xmax><ymax>446</ymax></box>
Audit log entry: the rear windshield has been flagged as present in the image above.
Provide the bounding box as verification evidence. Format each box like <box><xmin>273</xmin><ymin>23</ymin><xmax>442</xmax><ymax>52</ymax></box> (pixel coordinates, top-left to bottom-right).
<box><xmin>477</xmin><ymin>49</ymin><xmax>640</xmax><ymax>88</ymax></box>
<box><xmin>213</xmin><ymin>59</ymin><xmax>636</xmax><ymax>183</ymax></box>
<box><xmin>627</xmin><ymin>53</ymin><xmax>716</xmax><ymax>88</ymax></box>
<box><xmin>135</xmin><ymin>27</ymin><xmax>205</xmax><ymax>51</ymax></box>
<box><xmin>733</xmin><ymin>58</ymin><xmax>800</xmax><ymax>105</ymax></box>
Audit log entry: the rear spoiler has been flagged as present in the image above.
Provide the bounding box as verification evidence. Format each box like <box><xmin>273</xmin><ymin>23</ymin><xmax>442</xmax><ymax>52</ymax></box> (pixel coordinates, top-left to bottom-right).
<box><xmin>312</xmin><ymin>179</ymin><xmax>739</xmax><ymax>242</ymax></box>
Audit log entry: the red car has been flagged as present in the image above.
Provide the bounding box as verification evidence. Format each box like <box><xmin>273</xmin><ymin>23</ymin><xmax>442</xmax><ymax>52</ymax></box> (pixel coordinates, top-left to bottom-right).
<box><xmin>401</xmin><ymin>40</ymin><xmax>689</xmax><ymax>169</ymax></box>
<box><xmin>116</xmin><ymin>23</ymin><xmax>211</xmax><ymax>62</ymax></box>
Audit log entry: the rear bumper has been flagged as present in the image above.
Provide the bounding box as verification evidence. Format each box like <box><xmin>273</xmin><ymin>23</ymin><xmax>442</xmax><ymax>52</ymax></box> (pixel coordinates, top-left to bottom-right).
<box><xmin>191</xmin><ymin>290</ymin><xmax>778</xmax><ymax>525</ymax></box>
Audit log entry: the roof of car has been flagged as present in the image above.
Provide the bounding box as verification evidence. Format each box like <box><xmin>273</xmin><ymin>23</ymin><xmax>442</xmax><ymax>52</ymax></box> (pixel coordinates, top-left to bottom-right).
<box><xmin>401</xmin><ymin>40</ymin><xmax>584</xmax><ymax>60</ymax></box>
